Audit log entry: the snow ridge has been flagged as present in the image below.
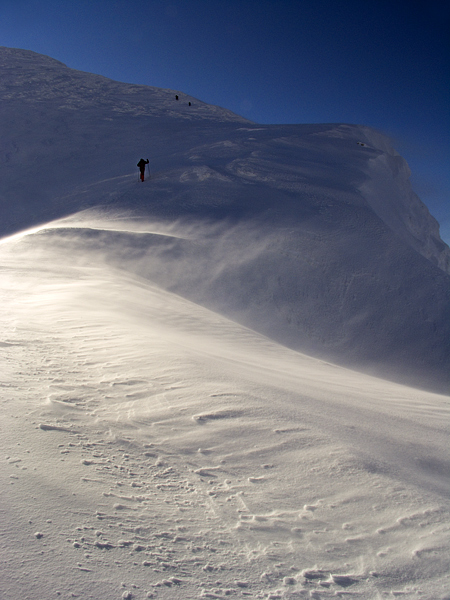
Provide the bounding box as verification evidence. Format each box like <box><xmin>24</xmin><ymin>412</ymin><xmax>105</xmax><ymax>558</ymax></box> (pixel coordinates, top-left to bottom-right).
<box><xmin>0</xmin><ymin>46</ymin><xmax>250</xmax><ymax>122</ymax></box>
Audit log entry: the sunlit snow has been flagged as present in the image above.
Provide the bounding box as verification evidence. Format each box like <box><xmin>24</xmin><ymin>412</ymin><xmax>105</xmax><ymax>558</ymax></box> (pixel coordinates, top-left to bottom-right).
<box><xmin>1</xmin><ymin>47</ymin><xmax>449</xmax><ymax>600</ymax></box>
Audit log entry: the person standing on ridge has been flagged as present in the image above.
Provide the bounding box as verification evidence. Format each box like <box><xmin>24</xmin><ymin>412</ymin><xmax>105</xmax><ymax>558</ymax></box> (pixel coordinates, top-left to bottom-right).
<box><xmin>137</xmin><ymin>158</ymin><xmax>149</xmax><ymax>182</ymax></box>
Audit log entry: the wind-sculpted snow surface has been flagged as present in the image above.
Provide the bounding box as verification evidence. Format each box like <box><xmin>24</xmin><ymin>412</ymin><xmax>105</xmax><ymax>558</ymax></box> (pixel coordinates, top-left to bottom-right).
<box><xmin>1</xmin><ymin>47</ymin><xmax>450</xmax><ymax>598</ymax></box>
<box><xmin>1</xmin><ymin>227</ymin><xmax>449</xmax><ymax>599</ymax></box>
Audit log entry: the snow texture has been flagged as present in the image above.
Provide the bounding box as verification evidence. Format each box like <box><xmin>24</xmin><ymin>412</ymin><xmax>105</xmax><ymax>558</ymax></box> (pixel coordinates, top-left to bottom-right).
<box><xmin>1</xmin><ymin>47</ymin><xmax>449</xmax><ymax>600</ymax></box>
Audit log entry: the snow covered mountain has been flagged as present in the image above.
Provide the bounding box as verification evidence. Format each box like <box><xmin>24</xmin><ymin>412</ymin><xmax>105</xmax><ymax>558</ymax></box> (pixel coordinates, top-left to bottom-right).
<box><xmin>1</xmin><ymin>47</ymin><xmax>448</xmax><ymax>393</ymax></box>
<box><xmin>1</xmin><ymin>48</ymin><xmax>450</xmax><ymax>600</ymax></box>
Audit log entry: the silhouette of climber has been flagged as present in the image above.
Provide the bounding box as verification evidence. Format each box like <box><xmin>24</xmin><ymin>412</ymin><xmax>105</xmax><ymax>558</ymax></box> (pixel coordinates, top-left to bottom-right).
<box><xmin>137</xmin><ymin>158</ymin><xmax>149</xmax><ymax>182</ymax></box>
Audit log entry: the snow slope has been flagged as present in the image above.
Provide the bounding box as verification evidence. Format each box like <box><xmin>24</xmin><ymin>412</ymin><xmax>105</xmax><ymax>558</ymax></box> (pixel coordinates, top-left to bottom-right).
<box><xmin>1</xmin><ymin>224</ymin><xmax>449</xmax><ymax>600</ymax></box>
<box><xmin>1</xmin><ymin>48</ymin><xmax>450</xmax><ymax>599</ymax></box>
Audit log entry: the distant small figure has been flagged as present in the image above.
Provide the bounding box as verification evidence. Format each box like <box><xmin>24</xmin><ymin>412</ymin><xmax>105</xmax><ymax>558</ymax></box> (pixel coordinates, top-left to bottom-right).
<box><xmin>137</xmin><ymin>158</ymin><xmax>149</xmax><ymax>182</ymax></box>
<box><xmin>188</xmin><ymin>101</ymin><xmax>191</xmax><ymax>106</ymax></box>
<box><xmin>175</xmin><ymin>95</ymin><xmax>179</xmax><ymax>100</ymax></box>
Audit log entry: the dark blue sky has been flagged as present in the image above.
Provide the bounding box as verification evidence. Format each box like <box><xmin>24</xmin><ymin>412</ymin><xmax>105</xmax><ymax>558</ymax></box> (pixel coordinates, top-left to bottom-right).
<box><xmin>1</xmin><ymin>0</ymin><xmax>449</xmax><ymax>242</ymax></box>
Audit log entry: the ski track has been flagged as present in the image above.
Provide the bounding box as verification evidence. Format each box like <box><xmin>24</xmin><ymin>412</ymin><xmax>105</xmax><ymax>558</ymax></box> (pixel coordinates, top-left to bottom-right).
<box><xmin>1</xmin><ymin>236</ymin><xmax>449</xmax><ymax>600</ymax></box>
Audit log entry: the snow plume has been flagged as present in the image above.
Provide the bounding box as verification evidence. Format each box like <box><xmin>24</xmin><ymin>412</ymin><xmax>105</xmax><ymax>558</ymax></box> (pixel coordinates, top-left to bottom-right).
<box><xmin>8</xmin><ymin>208</ymin><xmax>450</xmax><ymax>394</ymax></box>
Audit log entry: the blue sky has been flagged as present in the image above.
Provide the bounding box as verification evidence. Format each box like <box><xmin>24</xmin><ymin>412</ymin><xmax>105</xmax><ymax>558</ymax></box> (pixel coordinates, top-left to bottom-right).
<box><xmin>1</xmin><ymin>0</ymin><xmax>449</xmax><ymax>243</ymax></box>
